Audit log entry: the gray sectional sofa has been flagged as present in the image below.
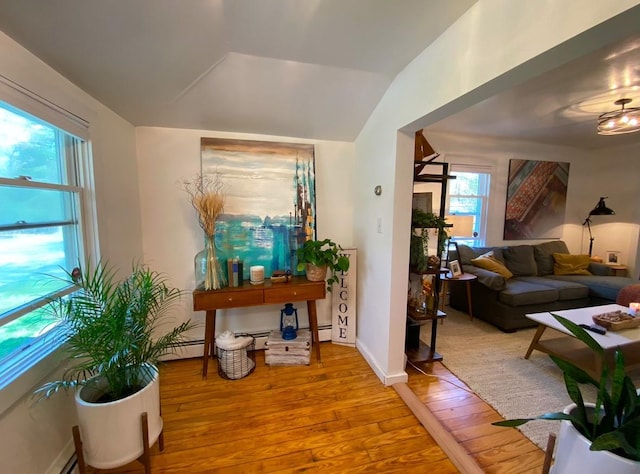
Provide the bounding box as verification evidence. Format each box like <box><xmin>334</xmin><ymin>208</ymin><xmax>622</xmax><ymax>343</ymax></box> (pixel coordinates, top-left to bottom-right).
<box><xmin>448</xmin><ymin>240</ymin><xmax>635</xmax><ymax>332</ymax></box>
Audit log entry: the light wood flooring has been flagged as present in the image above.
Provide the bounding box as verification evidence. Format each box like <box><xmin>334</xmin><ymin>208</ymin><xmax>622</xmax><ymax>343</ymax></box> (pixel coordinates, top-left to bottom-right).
<box><xmin>82</xmin><ymin>343</ymin><xmax>545</xmax><ymax>473</ymax></box>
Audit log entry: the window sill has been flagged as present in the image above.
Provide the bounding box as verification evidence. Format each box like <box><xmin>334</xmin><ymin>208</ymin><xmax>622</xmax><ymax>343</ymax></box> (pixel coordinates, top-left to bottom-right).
<box><xmin>0</xmin><ymin>338</ymin><xmax>65</xmax><ymax>416</ymax></box>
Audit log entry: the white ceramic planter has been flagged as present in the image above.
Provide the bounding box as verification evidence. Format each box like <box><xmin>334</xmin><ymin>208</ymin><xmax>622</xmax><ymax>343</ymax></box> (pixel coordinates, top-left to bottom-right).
<box><xmin>551</xmin><ymin>403</ymin><xmax>640</xmax><ymax>473</ymax></box>
<box><xmin>75</xmin><ymin>365</ymin><xmax>162</xmax><ymax>469</ymax></box>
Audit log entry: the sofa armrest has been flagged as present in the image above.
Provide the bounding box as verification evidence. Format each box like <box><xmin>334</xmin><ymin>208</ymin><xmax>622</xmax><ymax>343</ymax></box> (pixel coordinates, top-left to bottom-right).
<box><xmin>462</xmin><ymin>265</ymin><xmax>507</xmax><ymax>291</ymax></box>
<box><xmin>588</xmin><ymin>262</ymin><xmax>614</xmax><ymax>276</ymax></box>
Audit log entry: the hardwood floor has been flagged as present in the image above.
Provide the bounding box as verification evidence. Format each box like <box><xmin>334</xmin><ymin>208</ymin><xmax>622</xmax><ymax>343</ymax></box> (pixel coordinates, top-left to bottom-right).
<box><xmin>83</xmin><ymin>343</ymin><xmax>545</xmax><ymax>473</ymax></box>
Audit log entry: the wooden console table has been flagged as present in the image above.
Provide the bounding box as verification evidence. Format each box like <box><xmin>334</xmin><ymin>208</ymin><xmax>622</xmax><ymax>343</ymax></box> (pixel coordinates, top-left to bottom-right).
<box><xmin>193</xmin><ymin>276</ymin><xmax>326</xmax><ymax>377</ymax></box>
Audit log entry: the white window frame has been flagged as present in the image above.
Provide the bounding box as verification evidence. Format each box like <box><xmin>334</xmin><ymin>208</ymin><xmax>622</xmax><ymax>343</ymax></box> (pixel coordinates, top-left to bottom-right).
<box><xmin>0</xmin><ymin>75</ymin><xmax>99</xmax><ymax>414</ymax></box>
<box><xmin>446</xmin><ymin>164</ymin><xmax>492</xmax><ymax>247</ymax></box>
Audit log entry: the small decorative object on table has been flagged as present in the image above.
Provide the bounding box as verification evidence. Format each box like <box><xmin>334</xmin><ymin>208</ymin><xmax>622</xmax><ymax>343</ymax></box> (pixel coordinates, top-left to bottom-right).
<box><xmin>592</xmin><ymin>310</ymin><xmax>640</xmax><ymax>330</ymax></box>
<box><xmin>183</xmin><ymin>173</ymin><xmax>227</xmax><ymax>290</ymax></box>
<box><xmin>271</xmin><ymin>269</ymin><xmax>292</xmax><ymax>283</ymax></box>
<box><xmin>448</xmin><ymin>259</ymin><xmax>462</xmax><ymax>278</ymax></box>
<box><xmin>249</xmin><ymin>265</ymin><xmax>264</xmax><ymax>285</ymax></box>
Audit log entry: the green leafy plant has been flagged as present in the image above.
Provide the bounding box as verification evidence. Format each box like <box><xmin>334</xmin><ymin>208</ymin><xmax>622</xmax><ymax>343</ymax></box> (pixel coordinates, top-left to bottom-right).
<box><xmin>410</xmin><ymin>208</ymin><xmax>449</xmax><ymax>272</ymax></box>
<box><xmin>34</xmin><ymin>262</ymin><xmax>195</xmax><ymax>403</ymax></box>
<box><xmin>296</xmin><ymin>238</ymin><xmax>350</xmax><ymax>290</ymax></box>
<box><xmin>493</xmin><ymin>314</ymin><xmax>640</xmax><ymax>461</ymax></box>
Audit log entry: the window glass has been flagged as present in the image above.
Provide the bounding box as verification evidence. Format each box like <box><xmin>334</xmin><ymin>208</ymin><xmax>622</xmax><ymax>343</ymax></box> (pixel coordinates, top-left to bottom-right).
<box><xmin>447</xmin><ymin>168</ymin><xmax>491</xmax><ymax>247</ymax></box>
<box><xmin>0</xmin><ymin>100</ymin><xmax>87</xmax><ymax>371</ymax></box>
<box><xmin>0</xmin><ymin>105</ymin><xmax>63</xmax><ymax>184</ymax></box>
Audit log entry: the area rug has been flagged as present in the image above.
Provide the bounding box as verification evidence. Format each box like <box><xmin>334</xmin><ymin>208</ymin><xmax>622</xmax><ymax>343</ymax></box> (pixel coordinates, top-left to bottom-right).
<box><xmin>421</xmin><ymin>307</ymin><xmax>640</xmax><ymax>449</ymax></box>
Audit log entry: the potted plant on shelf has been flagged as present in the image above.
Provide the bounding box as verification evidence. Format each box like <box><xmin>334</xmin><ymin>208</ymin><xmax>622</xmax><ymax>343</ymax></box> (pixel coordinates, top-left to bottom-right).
<box><xmin>34</xmin><ymin>262</ymin><xmax>195</xmax><ymax>470</ymax></box>
<box><xmin>410</xmin><ymin>208</ymin><xmax>448</xmax><ymax>273</ymax></box>
<box><xmin>296</xmin><ymin>238</ymin><xmax>350</xmax><ymax>290</ymax></box>
<box><xmin>493</xmin><ymin>314</ymin><xmax>640</xmax><ymax>473</ymax></box>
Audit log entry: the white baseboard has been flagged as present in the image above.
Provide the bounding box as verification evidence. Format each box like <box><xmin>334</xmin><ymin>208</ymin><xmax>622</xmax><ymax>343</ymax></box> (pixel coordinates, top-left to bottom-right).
<box><xmin>356</xmin><ymin>339</ymin><xmax>408</xmax><ymax>386</ymax></box>
<box><xmin>46</xmin><ymin>438</ymin><xmax>76</xmax><ymax>474</ymax></box>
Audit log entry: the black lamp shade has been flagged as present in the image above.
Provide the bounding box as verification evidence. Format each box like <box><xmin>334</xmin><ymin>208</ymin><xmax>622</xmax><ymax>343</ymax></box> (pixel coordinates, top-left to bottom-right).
<box><xmin>588</xmin><ymin>197</ymin><xmax>615</xmax><ymax>216</ymax></box>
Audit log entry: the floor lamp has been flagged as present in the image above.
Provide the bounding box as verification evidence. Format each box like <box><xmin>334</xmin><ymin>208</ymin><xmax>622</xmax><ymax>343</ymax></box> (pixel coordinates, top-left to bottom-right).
<box><xmin>582</xmin><ymin>197</ymin><xmax>615</xmax><ymax>257</ymax></box>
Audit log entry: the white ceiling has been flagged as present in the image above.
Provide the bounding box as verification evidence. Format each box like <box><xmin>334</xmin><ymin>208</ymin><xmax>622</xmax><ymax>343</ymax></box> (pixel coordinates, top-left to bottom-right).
<box><xmin>0</xmin><ymin>0</ymin><xmax>476</xmax><ymax>142</ymax></box>
<box><xmin>427</xmin><ymin>31</ymin><xmax>640</xmax><ymax>150</ymax></box>
<box><xmin>1</xmin><ymin>1</ymin><xmax>638</xmax><ymax>149</ymax></box>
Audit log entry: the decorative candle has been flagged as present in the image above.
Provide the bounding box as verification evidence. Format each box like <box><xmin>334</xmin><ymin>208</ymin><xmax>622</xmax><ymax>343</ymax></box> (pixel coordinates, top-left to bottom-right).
<box><xmin>629</xmin><ymin>302</ymin><xmax>640</xmax><ymax>316</ymax></box>
<box><xmin>249</xmin><ymin>265</ymin><xmax>264</xmax><ymax>285</ymax></box>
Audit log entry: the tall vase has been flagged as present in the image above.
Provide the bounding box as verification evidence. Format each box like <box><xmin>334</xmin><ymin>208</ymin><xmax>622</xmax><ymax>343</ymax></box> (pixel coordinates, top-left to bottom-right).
<box><xmin>195</xmin><ymin>234</ymin><xmax>226</xmax><ymax>290</ymax></box>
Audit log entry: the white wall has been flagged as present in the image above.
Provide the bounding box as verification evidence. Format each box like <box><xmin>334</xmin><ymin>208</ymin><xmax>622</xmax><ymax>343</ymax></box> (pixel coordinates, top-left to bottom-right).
<box><xmin>0</xmin><ymin>31</ymin><xmax>142</xmax><ymax>473</ymax></box>
<box><xmin>353</xmin><ymin>0</ymin><xmax>640</xmax><ymax>385</ymax></box>
<box><xmin>135</xmin><ymin>127</ymin><xmax>355</xmax><ymax>351</ymax></box>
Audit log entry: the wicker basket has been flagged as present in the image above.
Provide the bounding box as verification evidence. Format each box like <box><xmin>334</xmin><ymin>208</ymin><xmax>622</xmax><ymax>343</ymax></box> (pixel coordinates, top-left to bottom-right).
<box><xmin>305</xmin><ymin>263</ymin><xmax>327</xmax><ymax>282</ymax></box>
<box><xmin>215</xmin><ymin>333</ymin><xmax>256</xmax><ymax>380</ymax></box>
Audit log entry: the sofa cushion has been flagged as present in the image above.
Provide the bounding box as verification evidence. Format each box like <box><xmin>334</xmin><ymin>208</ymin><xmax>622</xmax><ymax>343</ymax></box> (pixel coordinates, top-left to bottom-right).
<box><xmin>552</xmin><ymin>253</ymin><xmax>591</xmax><ymax>276</ymax></box>
<box><xmin>456</xmin><ymin>245</ymin><xmax>505</xmax><ymax>266</ymax></box>
<box><xmin>546</xmin><ymin>275</ymin><xmax>634</xmax><ymax>301</ymax></box>
<box><xmin>462</xmin><ymin>264</ymin><xmax>506</xmax><ymax>290</ymax></box>
<box><xmin>503</xmin><ymin>245</ymin><xmax>537</xmax><ymax>276</ymax></box>
<box><xmin>471</xmin><ymin>251</ymin><xmax>513</xmax><ymax>279</ymax></box>
<box><xmin>519</xmin><ymin>276</ymin><xmax>589</xmax><ymax>301</ymax></box>
<box><xmin>498</xmin><ymin>279</ymin><xmax>558</xmax><ymax>306</ymax></box>
<box><xmin>533</xmin><ymin>240</ymin><xmax>570</xmax><ymax>276</ymax></box>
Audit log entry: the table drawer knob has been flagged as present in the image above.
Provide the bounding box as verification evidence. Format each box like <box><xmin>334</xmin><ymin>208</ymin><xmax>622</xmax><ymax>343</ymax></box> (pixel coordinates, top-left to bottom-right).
<box><xmin>228</xmin><ymin>297</ymin><xmax>233</xmax><ymax>301</ymax></box>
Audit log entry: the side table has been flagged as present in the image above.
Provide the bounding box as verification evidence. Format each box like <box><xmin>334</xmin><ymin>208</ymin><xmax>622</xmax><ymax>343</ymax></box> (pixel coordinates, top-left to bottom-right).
<box><xmin>193</xmin><ymin>276</ymin><xmax>326</xmax><ymax>378</ymax></box>
<box><xmin>607</xmin><ymin>264</ymin><xmax>627</xmax><ymax>277</ymax></box>
<box><xmin>440</xmin><ymin>272</ymin><xmax>478</xmax><ymax>319</ymax></box>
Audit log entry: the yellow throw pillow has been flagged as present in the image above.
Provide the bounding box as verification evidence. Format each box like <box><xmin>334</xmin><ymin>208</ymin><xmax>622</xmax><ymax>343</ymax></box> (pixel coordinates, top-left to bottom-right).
<box><xmin>471</xmin><ymin>251</ymin><xmax>513</xmax><ymax>279</ymax></box>
<box><xmin>552</xmin><ymin>253</ymin><xmax>592</xmax><ymax>276</ymax></box>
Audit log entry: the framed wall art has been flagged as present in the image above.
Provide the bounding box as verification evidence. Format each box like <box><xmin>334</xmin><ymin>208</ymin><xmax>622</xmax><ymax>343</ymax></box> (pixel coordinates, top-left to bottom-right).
<box><xmin>504</xmin><ymin>159</ymin><xmax>570</xmax><ymax>240</ymax></box>
<box><xmin>201</xmin><ymin>138</ymin><xmax>316</xmax><ymax>279</ymax></box>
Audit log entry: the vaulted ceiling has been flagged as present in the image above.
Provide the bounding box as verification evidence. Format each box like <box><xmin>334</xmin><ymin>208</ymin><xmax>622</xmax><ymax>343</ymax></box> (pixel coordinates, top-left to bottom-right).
<box><xmin>1</xmin><ymin>1</ymin><xmax>638</xmax><ymax>149</ymax></box>
<box><xmin>0</xmin><ymin>0</ymin><xmax>476</xmax><ymax>141</ymax></box>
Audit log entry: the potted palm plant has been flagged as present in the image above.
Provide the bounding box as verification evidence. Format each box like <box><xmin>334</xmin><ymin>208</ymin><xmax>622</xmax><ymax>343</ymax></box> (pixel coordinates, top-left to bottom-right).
<box><xmin>34</xmin><ymin>262</ymin><xmax>195</xmax><ymax>469</ymax></box>
<box><xmin>493</xmin><ymin>314</ymin><xmax>640</xmax><ymax>473</ymax></box>
<box><xmin>296</xmin><ymin>238</ymin><xmax>350</xmax><ymax>290</ymax></box>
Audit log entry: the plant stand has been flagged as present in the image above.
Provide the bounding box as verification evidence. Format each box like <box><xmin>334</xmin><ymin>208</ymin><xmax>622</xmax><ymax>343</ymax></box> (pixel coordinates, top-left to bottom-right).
<box><xmin>72</xmin><ymin>412</ymin><xmax>164</xmax><ymax>474</ymax></box>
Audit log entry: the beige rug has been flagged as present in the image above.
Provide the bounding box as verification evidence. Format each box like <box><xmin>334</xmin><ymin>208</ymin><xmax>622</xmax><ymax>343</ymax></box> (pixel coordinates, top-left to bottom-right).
<box><xmin>420</xmin><ymin>307</ymin><xmax>629</xmax><ymax>449</ymax></box>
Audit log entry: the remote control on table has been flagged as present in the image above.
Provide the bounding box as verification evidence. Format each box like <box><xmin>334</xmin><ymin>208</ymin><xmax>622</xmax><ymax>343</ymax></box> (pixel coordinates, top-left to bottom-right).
<box><xmin>579</xmin><ymin>323</ymin><xmax>607</xmax><ymax>335</ymax></box>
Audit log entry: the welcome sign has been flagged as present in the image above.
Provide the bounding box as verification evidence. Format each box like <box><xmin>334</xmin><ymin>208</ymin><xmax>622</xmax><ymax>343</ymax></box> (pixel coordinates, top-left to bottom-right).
<box><xmin>331</xmin><ymin>248</ymin><xmax>357</xmax><ymax>347</ymax></box>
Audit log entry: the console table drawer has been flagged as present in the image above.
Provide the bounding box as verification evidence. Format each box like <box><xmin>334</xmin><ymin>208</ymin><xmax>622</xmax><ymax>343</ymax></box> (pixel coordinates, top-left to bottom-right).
<box><xmin>193</xmin><ymin>287</ymin><xmax>263</xmax><ymax>310</ymax></box>
<box><xmin>264</xmin><ymin>282</ymin><xmax>325</xmax><ymax>303</ymax></box>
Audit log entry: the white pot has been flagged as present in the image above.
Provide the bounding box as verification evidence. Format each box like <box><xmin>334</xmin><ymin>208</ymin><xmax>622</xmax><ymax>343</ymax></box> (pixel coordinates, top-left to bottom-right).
<box><xmin>551</xmin><ymin>403</ymin><xmax>640</xmax><ymax>473</ymax></box>
<box><xmin>75</xmin><ymin>365</ymin><xmax>163</xmax><ymax>469</ymax></box>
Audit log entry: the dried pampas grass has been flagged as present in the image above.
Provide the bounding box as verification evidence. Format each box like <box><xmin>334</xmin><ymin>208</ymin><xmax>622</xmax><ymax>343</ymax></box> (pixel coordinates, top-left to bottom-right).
<box><xmin>183</xmin><ymin>173</ymin><xmax>225</xmax><ymax>236</ymax></box>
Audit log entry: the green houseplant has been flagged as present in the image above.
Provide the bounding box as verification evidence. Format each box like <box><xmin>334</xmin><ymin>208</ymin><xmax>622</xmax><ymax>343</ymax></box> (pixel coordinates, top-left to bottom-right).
<box><xmin>34</xmin><ymin>261</ymin><xmax>195</xmax><ymax>469</ymax></box>
<box><xmin>493</xmin><ymin>314</ymin><xmax>640</xmax><ymax>468</ymax></box>
<box><xmin>296</xmin><ymin>238</ymin><xmax>350</xmax><ymax>290</ymax></box>
<box><xmin>410</xmin><ymin>208</ymin><xmax>448</xmax><ymax>273</ymax></box>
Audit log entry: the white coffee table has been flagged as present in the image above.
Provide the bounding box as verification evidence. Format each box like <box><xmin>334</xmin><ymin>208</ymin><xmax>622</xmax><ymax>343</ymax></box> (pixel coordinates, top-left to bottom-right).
<box><xmin>525</xmin><ymin>304</ymin><xmax>640</xmax><ymax>378</ymax></box>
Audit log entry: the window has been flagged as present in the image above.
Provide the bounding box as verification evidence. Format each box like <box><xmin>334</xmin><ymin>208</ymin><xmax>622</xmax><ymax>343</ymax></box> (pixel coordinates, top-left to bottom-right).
<box><xmin>446</xmin><ymin>165</ymin><xmax>491</xmax><ymax>247</ymax></box>
<box><xmin>0</xmin><ymin>90</ymin><xmax>93</xmax><ymax>384</ymax></box>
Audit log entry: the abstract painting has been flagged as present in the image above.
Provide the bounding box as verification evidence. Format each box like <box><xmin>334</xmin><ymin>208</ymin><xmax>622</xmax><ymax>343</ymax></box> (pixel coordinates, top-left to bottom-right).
<box><xmin>201</xmin><ymin>138</ymin><xmax>316</xmax><ymax>278</ymax></box>
<box><xmin>504</xmin><ymin>159</ymin><xmax>570</xmax><ymax>240</ymax></box>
